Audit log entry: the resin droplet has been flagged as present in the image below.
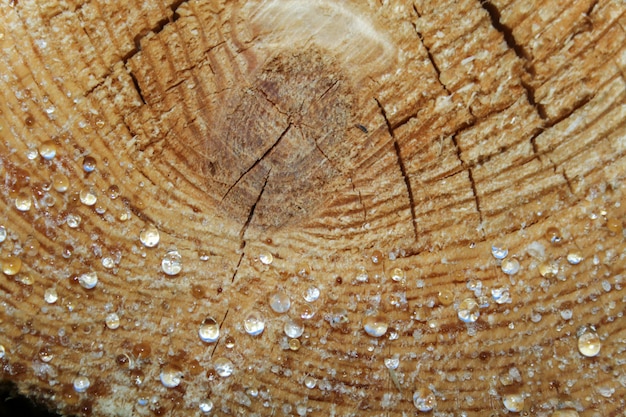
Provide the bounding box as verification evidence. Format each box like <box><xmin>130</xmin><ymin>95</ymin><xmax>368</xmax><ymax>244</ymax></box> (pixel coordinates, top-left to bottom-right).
<box><xmin>269</xmin><ymin>290</ymin><xmax>291</xmax><ymax>313</ymax></box>
<box><xmin>384</xmin><ymin>357</ymin><xmax>399</xmax><ymax>370</ymax></box>
<box><xmin>288</xmin><ymin>338</ymin><xmax>301</xmax><ymax>351</ymax></box>
<box><xmin>457</xmin><ymin>298</ymin><xmax>479</xmax><ymax>323</ymax></box>
<box><xmin>160</xmin><ymin>364</ymin><xmax>183</xmax><ymax>388</ymax></box>
<box><xmin>82</xmin><ymin>156</ymin><xmax>96</xmax><ymax>172</ymax></box>
<box><xmin>198</xmin><ymin>317</ymin><xmax>220</xmax><ymax>343</ymax></box>
<box><xmin>78</xmin><ymin>272</ymin><xmax>98</xmax><ymax>289</ymax></box>
<box><xmin>0</xmin><ymin>226</ymin><xmax>6</xmax><ymax>243</ymax></box>
<box><xmin>328</xmin><ymin>307</ymin><xmax>349</xmax><ymax>329</ymax></box>
<box><xmin>501</xmin><ymin>258</ymin><xmax>520</xmax><ymax>275</ymax></box>
<box><xmin>503</xmin><ymin>393</ymin><xmax>524</xmax><ymax>412</ymax></box>
<box><xmin>538</xmin><ymin>261</ymin><xmax>558</xmax><ymax>278</ymax></box>
<box><xmin>303</xmin><ymin>286</ymin><xmax>320</xmax><ymax>303</ymax></box>
<box><xmin>413</xmin><ymin>387</ymin><xmax>436</xmax><ymax>412</ymax></box>
<box><xmin>39</xmin><ymin>140</ymin><xmax>57</xmax><ymax>160</ymax></box>
<box><xmin>0</xmin><ymin>345</ymin><xmax>5</xmax><ymax>359</ymax></box>
<box><xmin>362</xmin><ymin>313</ymin><xmax>388</xmax><ymax>337</ymax></box>
<box><xmin>132</xmin><ymin>342</ymin><xmax>151</xmax><ymax>359</ymax></box>
<box><xmin>491</xmin><ymin>245</ymin><xmax>508</xmax><ymax>260</ymax></box>
<box><xmin>224</xmin><ymin>336</ymin><xmax>235</xmax><ymax>349</ymax></box>
<box><xmin>606</xmin><ymin>218</ymin><xmax>623</xmax><ymax>234</ymax></box>
<box><xmin>243</xmin><ymin>311</ymin><xmax>265</xmax><ymax>336</ymax></box>
<box><xmin>23</xmin><ymin>236</ymin><xmax>39</xmax><ymax>257</ymax></box>
<box><xmin>199</xmin><ymin>399</ymin><xmax>214</xmax><ymax>413</ymax></box>
<box><xmin>38</xmin><ymin>346</ymin><xmax>53</xmax><ymax>363</ymax></box>
<box><xmin>79</xmin><ymin>188</ymin><xmax>97</xmax><ymax>206</ymax></box>
<box><xmin>214</xmin><ymin>357</ymin><xmax>234</xmax><ymax>377</ymax></box>
<box><xmin>284</xmin><ymin>318</ymin><xmax>304</xmax><ymax>338</ymax></box>
<box><xmin>304</xmin><ymin>376</ymin><xmax>316</xmax><ymax>389</ymax></box>
<box><xmin>161</xmin><ymin>250</ymin><xmax>182</xmax><ymax>275</ymax></box>
<box><xmin>139</xmin><ymin>225</ymin><xmax>160</xmax><ymax>248</ymax></box>
<box><xmin>259</xmin><ymin>252</ymin><xmax>273</xmax><ymax>265</ymax></box>
<box><xmin>66</xmin><ymin>213</ymin><xmax>81</xmax><ymax>228</ymax></box>
<box><xmin>566</xmin><ymin>252</ymin><xmax>583</xmax><ymax>265</ymax></box>
<box><xmin>107</xmin><ymin>185</ymin><xmax>120</xmax><ymax>199</ymax></box>
<box><xmin>390</xmin><ymin>267</ymin><xmax>405</xmax><ymax>282</ymax></box>
<box><xmin>1</xmin><ymin>255</ymin><xmax>22</xmax><ymax>276</ymax></box>
<box><xmin>15</xmin><ymin>192</ymin><xmax>32</xmax><ymax>211</ymax></box>
<box><xmin>300</xmin><ymin>303</ymin><xmax>316</xmax><ymax>320</ymax></box>
<box><xmin>73</xmin><ymin>376</ymin><xmax>90</xmax><ymax>393</ymax></box>
<box><xmin>545</xmin><ymin>226</ymin><xmax>563</xmax><ymax>245</ymax></box>
<box><xmin>44</xmin><ymin>288</ymin><xmax>58</xmax><ymax>304</ymax></box>
<box><xmin>578</xmin><ymin>331</ymin><xmax>601</xmax><ymax>357</ymax></box>
<box><xmin>437</xmin><ymin>290</ymin><xmax>454</xmax><ymax>306</ymax></box>
<box><xmin>491</xmin><ymin>287</ymin><xmax>511</xmax><ymax>304</ymax></box>
<box><xmin>105</xmin><ymin>313</ymin><xmax>120</xmax><ymax>330</ymax></box>
<box><xmin>51</xmin><ymin>173</ymin><xmax>69</xmax><ymax>192</ymax></box>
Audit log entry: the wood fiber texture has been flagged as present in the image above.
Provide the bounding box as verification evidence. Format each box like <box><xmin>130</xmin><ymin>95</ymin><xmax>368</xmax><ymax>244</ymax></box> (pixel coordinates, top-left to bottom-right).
<box><xmin>0</xmin><ymin>0</ymin><xmax>625</xmax><ymax>416</ymax></box>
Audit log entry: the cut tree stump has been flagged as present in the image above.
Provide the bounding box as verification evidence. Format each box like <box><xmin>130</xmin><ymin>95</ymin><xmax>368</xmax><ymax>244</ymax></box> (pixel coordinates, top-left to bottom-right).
<box><xmin>1</xmin><ymin>0</ymin><xmax>625</xmax><ymax>416</ymax></box>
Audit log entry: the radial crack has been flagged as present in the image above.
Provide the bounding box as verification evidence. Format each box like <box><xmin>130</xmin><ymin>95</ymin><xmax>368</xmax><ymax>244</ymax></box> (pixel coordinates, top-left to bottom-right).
<box><xmin>375</xmin><ymin>98</ymin><xmax>418</xmax><ymax>241</ymax></box>
<box><xmin>210</xmin><ymin>308</ymin><xmax>230</xmax><ymax>358</ymax></box>
<box><xmin>230</xmin><ymin>252</ymin><xmax>245</xmax><ymax>283</ymax></box>
<box><xmin>230</xmin><ymin>171</ymin><xmax>271</xmax><ymax>283</ymax></box>
<box><xmin>479</xmin><ymin>1</ymin><xmax>551</xmax><ymax>122</ymax></box>
<box><xmin>240</xmin><ymin>170</ymin><xmax>271</xmax><ymax>240</ymax></box>
<box><xmin>129</xmin><ymin>71</ymin><xmax>147</xmax><ymax>105</ymax></box>
<box><xmin>481</xmin><ymin>1</ymin><xmax>529</xmax><ymax>62</ymax></box>
<box><xmin>222</xmin><ymin>124</ymin><xmax>291</xmax><ymax>201</ymax></box>
<box><xmin>349</xmin><ymin>177</ymin><xmax>367</xmax><ymax>222</ymax></box>
<box><xmin>467</xmin><ymin>168</ymin><xmax>484</xmax><ymax>231</ymax></box>
<box><xmin>562</xmin><ymin>172</ymin><xmax>576</xmax><ymax>195</ymax></box>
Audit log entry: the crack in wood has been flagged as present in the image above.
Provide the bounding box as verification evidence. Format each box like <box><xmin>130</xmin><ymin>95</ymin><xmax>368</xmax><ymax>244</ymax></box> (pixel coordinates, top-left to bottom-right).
<box><xmin>562</xmin><ymin>171</ymin><xmax>576</xmax><ymax>195</ymax></box>
<box><xmin>222</xmin><ymin>124</ymin><xmax>290</xmax><ymax>201</ymax></box>
<box><xmin>480</xmin><ymin>1</ymin><xmax>550</xmax><ymax>123</ymax></box>
<box><xmin>480</xmin><ymin>1</ymin><xmax>531</xmax><ymax>62</ymax></box>
<box><xmin>230</xmin><ymin>170</ymin><xmax>270</xmax><ymax>284</ymax></box>
<box><xmin>210</xmin><ymin>308</ymin><xmax>230</xmax><ymax>358</ymax></box>
<box><xmin>230</xmin><ymin>251</ymin><xmax>246</xmax><ymax>284</ymax></box>
<box><xmin>375</xmin><ymin>98</ymin><xmax>419</xmax><ymax>242</ymax></box>
<box><xmin>450</xmin><ymin>133</ymin><xmax>484</xmax><ymax>229</ymax></box>
<box><xmin>313</xmin><ymin>138</ymin><xmax>340</xmax><ymax>173</ymax></box>
<box><xmin>119</xmin><ymin>0</ymin><xmax>190</xmax><ymax>65</ymax></box>
<box><xmin>467</xmin><ymin>169</ymin><xmax>484</xmax><ymax>224</ymax></box>
<box><xmin>411</xmin><ymin>5</ymin><xmax>451</xmax><ymax>96</ymax></box>
<box><xmin>129</xmin><ymin>71</ymin><xmax>147</xmax><ymax>105</ymax></box>
<box><xmin>240</xmin><ymin>171</ymin><xmax>270</xmax><ymax>241</ymax></box>
<box><xmin>349</xmin><ymin>177</ymin><xmax>367</xmax><ymax>223</ymax></box>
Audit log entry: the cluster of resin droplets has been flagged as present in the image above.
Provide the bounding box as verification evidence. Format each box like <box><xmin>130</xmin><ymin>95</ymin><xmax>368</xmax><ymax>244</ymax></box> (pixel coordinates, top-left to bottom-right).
<box><xmin>0</xmin><ymin>140</ymin><xmax>622</xmax><ymax>415</ymax></box>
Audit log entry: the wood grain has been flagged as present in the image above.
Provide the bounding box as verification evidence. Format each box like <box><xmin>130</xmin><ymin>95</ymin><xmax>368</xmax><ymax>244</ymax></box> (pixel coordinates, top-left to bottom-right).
<box><xmin>0</xmin><ymin>0</ymin><xmax>624</xmax><ymax>416</ymax></box>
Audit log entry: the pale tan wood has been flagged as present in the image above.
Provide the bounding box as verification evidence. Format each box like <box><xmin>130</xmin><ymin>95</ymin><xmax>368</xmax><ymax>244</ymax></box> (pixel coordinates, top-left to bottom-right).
<box><xmin>0</xmin><ymin>0</ymin><xmax>625</xmax><ymax>416</ymax></box>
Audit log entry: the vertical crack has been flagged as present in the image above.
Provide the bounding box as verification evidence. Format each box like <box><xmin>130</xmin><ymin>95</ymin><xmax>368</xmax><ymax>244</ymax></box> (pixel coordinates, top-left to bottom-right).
<box><xmin>467</xmin><ymin>168</ymin><xmax>485</xmax><ymax>234</ymax></box>
<box><xmin>230</xmin><ymin>170</ymin><xmax>271</xmax><ymax>283</ymax></box>
<box><xmin>230</xmin><ymin>252</ymin><xmax>245</xmax><ymax>284</ymax></box>
<box><xmin>240</xmin><ymin>171</ymin><xmax>270</xmax><ymax>241</ymax></box>
<box><xmin>349</xmin><ymin>177</ymin><xmax>367</xmax><ymax>222</ymax></box>
<box><xmin>529</xmin><ymin>130</ymin><xmax>541</xmax><ymax>157</ymax></box>
<box><xmin>375</xmin><ymin>98</ymin><xmax>419</xmax><ymax>241</ymax></box>
<box><xmin>129</xmin><ymin>71</ymin><xmax>147</xmax><ymax>105</ymax></box>
<box><xmin>210</xmin><ymin>308</ymin><xmax>230</xmax><ymax>358</ymax></box>
<box><xmin>411</xmin><ymin>5</ymin><xmax>450</xmax><ymax>95</ymax></box>
<box><xmin>521</xmin><ymin>80</ymin><xmax>547</xmax><ymax>119</ymax></box>
<box><xmin>562</xmin><ymin>172</ymin><xmax>575</xmax><ymax>195</ymax></box>
<box><xmin>481</xmin><ymin>1</ymin><xmax>530</xmax><ymax>62</ymax></box>
<box><xmin>480</xmin><ymin>1</ymin><xmax>549</xmax><ymax>121</ymax></box>
<box><xmin>451</xmin><ymin>132</ymin><xmax>484</xmax><ymax>230</ymax></box>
